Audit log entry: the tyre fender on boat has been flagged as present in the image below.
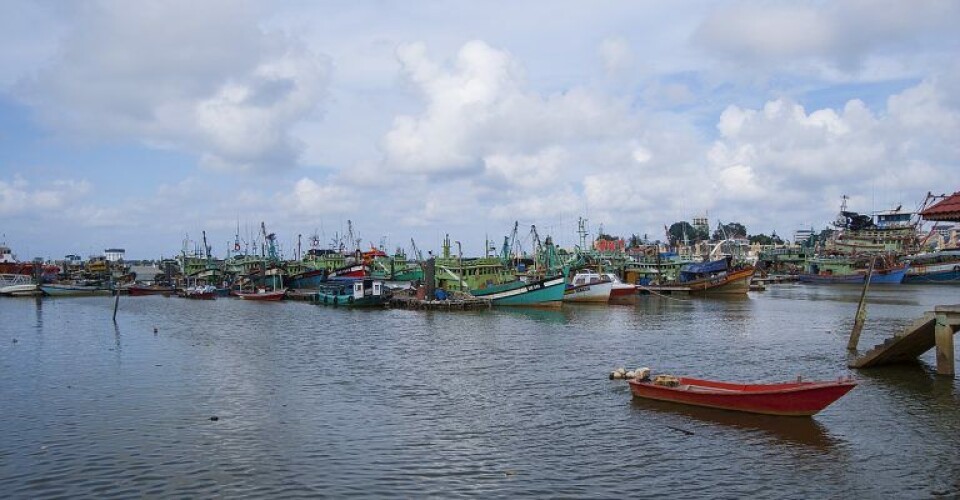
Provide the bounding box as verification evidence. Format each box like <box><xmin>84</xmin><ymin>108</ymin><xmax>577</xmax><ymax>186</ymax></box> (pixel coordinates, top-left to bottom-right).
<box><xmin>333</xmin><ymin>296</ymin><xmax>339</xmax><ymax>307</ymax></box>
<box><xmin>323</xmin><ymin>295</ymin><xmax>328</xmax><ymax>305</ymax></box>
<box><xmin>348</xmin><ymin>296</ymin><xmax>354</xmax><ymax>305</ymax></box>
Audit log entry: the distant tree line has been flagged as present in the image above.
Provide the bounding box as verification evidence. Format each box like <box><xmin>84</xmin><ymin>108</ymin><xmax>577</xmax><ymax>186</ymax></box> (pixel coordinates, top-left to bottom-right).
<box><xmin>659</xmin><ymin>221</ymin><xmax>785</xmax><ymax>247</ymax></box>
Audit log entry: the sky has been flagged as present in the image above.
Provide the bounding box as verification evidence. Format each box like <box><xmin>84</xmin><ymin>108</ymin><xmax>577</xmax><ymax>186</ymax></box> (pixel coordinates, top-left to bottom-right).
<box><xmin>1</xmin><ymin>0</ymin><xmax>958</xmax><ymax>260</ymax></box>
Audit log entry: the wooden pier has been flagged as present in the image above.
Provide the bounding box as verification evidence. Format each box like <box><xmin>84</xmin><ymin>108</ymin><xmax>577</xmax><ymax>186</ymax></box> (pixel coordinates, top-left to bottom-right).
<box><xmin>751</xmin><ymin>275</ymin><xmax>799</xmax><ymax>285</ymax></box>
<box><xmin>389</xmin><ymin>295</ymin><xmax>491</xmax><ymax>311</ymax></box>
<box><xmin>849</xmin><ymin>305</ymin><xmax>960</xmax><ymax>376</ymax></box>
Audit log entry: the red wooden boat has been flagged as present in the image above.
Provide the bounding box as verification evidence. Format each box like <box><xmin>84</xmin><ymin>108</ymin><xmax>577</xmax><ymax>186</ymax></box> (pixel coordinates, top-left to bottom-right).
<box><xmin>627</xmin><ymin>375</ymin><xmax>856</xmax><ymax>416</ymax></box>
<box><xmin>234</xmin><ymin>289</ymin><xmax>287</xmax><ymax>301</ymax></box>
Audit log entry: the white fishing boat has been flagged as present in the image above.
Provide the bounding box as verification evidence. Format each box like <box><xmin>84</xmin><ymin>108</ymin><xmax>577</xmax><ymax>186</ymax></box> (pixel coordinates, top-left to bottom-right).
<box><xmin>0</xmin><ymin>274</ymin><xmax>40</xmax><ymax>296</ymax></box>
<box><xmin>563</xmin><ymin>270</ymin><xmax>613</xmax><ymax>303</ymax></box>
<box><xmin>40</xmin><ymin>283</ymin><xmax>112</xmax><ymax>297</ymax></box>
<box><xmin>603</xmin><ymin>272</ymin><xmax>638</xmax><ymax>304</ymax></box>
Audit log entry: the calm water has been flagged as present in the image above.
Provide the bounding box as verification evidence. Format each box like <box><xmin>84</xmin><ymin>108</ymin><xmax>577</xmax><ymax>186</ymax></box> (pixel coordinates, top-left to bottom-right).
<box><xmin>1</xmin><ymin>285</ymin><xmax>959</xmax><ymax>498</ymax></box>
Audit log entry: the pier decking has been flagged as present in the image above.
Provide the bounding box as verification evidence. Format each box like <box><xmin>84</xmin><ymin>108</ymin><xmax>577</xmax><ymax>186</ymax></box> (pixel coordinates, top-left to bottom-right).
<box><xmin>849</xmin><ymin>305</ymin><xmax>960</xmax><ymax>375</ymax></box>
<box><xmin>389</xmin><ymin>295</ymin><xmax>491</xmax><ymax>310</ymax></box>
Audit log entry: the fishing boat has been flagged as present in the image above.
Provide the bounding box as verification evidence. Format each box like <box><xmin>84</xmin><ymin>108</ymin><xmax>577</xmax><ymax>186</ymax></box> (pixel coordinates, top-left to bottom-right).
<box><xmin>315</xmin><ymin>277</ymin><xmax>388</xmax><ymax>307</ymax></box>
<box><xmin>563</xmin><ymin>270</ymin><xmax>613</xmax><ymax>303</ymax></box>
<box><xmin>0</xmin><ymin>275</ymin><xmax>41</xmax><ymax>296</ymax></box>
<box><xmin>432</xmin><ymin>232</ymin><xmax>568</xmax><ymax>308</ymax></box>
<box><xmin>329</xmin><ymin>263</ymin><xmax>369</xmax><ymax>278</ymax></box>
<box><xmin>469</xmin><ymin>274</ymin><xmax>567</xmax><ymax>307</ymax></box>
<box><xmin>604</xmin><ymin>272</ymin><xmax>638</xmax><ymax>304</ymax></box>
<box><xmin>235</xmin><ymin>288</ymin><xmax>286</xmax><ymax>301</ymax></box>
<box><xmin>640</xmin><ymin>257</ymin><xmax>754</xmax><ymax>295</ymax></box>
<box><xmin>284</xmin><ymin>268</ymin><xmax>328</xmax><ymax>289</ymax></box>
<box><xmin>798</xmin><ymin>255</ymin><xmax>909</xmax><ymax>284</ymax></box>
<box><xmin>180</xmin><ymin>285</ymin><xmax>217</xmax><ymax>300</ymax></box>
<box><xmin>628</xmin><ymin>374</ymin><xmax>857</xmax><ymax>416</ymax></box>
<box><xmin>40</xmin><ymin>283</ymin><xmax>113</xmax><ymax>297</ymax></box>
<box><xmin>902</xmin><ymin>249</ymin><xmax>960</xmax><ymax>284</ymax></box>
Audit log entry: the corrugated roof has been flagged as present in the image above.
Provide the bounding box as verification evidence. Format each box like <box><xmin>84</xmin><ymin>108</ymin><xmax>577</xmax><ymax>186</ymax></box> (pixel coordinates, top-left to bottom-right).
<box><xmin>920</xmin><ymin>191</ymin><xmax>960</xmax><ymax>221</ymax></box>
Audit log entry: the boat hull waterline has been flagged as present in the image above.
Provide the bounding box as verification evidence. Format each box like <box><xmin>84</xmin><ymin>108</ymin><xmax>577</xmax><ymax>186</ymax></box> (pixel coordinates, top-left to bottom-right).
<box><xmin>628</xmin><ymin>376</ymin><xmax>857</xmax><ymax>416</ymax></box>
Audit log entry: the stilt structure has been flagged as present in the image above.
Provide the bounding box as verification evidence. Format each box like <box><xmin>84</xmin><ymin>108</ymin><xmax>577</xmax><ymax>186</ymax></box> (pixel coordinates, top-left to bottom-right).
<box><xmin>849</xmin><ymin>305</ymin><xmax>960</xmax><ymax>375</ymax></box>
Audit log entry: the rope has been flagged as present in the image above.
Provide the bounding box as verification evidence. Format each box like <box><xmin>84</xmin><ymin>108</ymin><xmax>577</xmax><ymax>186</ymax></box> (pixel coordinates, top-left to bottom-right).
<box><xmin>635</xmin><ymin>283</ymin><xmax>689</xmax><ymax>302</ymax></box>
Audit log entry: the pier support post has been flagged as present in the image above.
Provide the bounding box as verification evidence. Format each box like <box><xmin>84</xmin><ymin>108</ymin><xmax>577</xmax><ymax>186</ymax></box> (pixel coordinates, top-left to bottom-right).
<box><xmin>848</xmin><ymin>258</ymin><xmax>875</xmax><ymax>351</ymax></box>
<box><xmin>934</xmin><ymin>306</ymin><xmax>959</xmax><ymax>376</ymax></box>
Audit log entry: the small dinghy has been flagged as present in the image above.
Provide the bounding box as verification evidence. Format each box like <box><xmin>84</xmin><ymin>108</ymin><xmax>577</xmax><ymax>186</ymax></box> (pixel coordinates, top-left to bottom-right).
<box><xmin>627</xmin><ymin>374</ymin><xmax>856</xmax><ymax>416</ymax></box>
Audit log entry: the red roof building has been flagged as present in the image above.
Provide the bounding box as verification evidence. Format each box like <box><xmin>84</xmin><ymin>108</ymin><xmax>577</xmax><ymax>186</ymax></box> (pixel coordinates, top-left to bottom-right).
<box><xmin>920</xmin><ymin>191</ymin><xmax>960</xmax><ymax>222</ymax></box>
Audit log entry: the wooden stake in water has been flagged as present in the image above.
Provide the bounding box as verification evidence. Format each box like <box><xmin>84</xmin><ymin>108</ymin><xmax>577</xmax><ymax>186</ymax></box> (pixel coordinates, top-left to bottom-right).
<box><xmin>848</xmin><ymin>256</ymin><xmax>877</xmax><ymax>351</ymax></box>
<box><xmin>113</xmin><ymin>289</ymin><xmax>120</xmax><ymax>323</ymax></box>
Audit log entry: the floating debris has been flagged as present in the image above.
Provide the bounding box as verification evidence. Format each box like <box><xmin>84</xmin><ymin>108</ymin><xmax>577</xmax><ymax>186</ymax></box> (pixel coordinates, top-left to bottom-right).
<box><xmin>609</xmin><ymin>366</ymin><xmax>651</xmax><ymax>380</ymax></box>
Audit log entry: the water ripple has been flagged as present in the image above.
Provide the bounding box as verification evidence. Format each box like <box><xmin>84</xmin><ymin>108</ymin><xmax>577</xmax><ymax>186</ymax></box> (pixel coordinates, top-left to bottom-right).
<box><xmin>1</xmin><ymin>288</ymin><xmax>958</xmax><ymax>497</ymax></box>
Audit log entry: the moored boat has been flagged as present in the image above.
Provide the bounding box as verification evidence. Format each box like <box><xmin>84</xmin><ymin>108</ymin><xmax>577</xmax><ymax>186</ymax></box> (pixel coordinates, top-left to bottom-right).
<box><xmin>469</xmin><ymin>274</ymin><xmax>567</xmax><ymax>307</ymax></box>
<box><xmin>604</xmin><ymin>272</ymin><xmax>638</xmax><ymax>304</ymax></box>
<box><xmin>235</xmin><ymin>288</ymin><xmax>287</xmax><ymax>301</ymax></box>
<box><xmin>640</xmin><ymin>258</ymin><xmax>754</xmax><ymax>295</ymax></box>
<box><xmin>628</xmin><ymin>374</ymin><xmax>857</xmax><ymax>416</ymax></box>
<box><xmin>562</xmin><ymin>270</ymin><xmax>613</xmax><ymax>303</ymax></box>
<box><xmin>902</xmin><ymin>249</ymin><xmax>960</xmax><ymax>284</ymax></box>
<box><xmin>0</xmin><ymin>274</ymin><xmax>37</xmax><ymax>296</ymax></box>
<box><xmin>40</xmin><ymin>283</ymin><xmax>113</xmax><ymax>297</ymax></box>
<box><xmin>798</xmin><ymin>256</ymin><xmax>908</xmax><ymax>284</ymax></box>
<box><xmin>180</xmin><ymin>285</ymin><xmax>217</xmax><ymax>300</ymax></box>
<box><xmin>0</xmin><ymin>283</ymin><xmax>41</xmax><ymax>296</ymax></box>
<box><xmin>315</xmin><ymin>277</ymin><xmax>388</xmax><ymax>307</ymax></box>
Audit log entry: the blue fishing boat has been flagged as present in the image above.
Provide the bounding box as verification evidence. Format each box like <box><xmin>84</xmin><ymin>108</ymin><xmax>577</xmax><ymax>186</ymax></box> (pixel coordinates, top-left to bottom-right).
<box><xmin>798</xmin><ymin>256</ymin><xmax>909</xmax><ymax>284</ymax></box>
<box><xmin>902</xmin><ymin>250</ymin><xmax>960</xmax><ymax>283</ymax></box>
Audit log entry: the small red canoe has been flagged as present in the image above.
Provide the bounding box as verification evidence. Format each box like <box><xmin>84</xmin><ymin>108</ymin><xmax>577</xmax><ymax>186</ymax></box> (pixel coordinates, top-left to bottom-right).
<box><xmin>628</xmin><ymin>375</ymin><xmax>856</xmax><ymax>416</ymax></box>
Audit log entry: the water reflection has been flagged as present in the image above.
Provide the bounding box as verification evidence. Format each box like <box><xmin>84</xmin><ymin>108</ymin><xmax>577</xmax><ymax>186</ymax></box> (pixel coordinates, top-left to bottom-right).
<box><xmin>34</xmin><ymin>295</ymin><xmax>43</xmax><ymax>331</ymax></box>
<box><xmin>494</xmin><ymin>307</ymin><xmax>570</xmax><ymax>324</ymax></box>
<box><xmin>629</xmin><ymin>397</ymin><xmax>839</xmax><ymax>450</ymax></box>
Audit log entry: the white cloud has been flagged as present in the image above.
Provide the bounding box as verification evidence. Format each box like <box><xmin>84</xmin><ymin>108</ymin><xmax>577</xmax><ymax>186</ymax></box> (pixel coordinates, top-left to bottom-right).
<box><xmin>483</xmin><ymin>148</ymin><xmax>569</xmax><ymax>188</ymax></box>
<box><xmin>600</xmin><ymin>37</ymin><xmax>633</xmax><ymax>75</ymax></box>
<box><xmin>382</xmin><ymin>40</ymin><xmax>639</xmax><ymax>176</ymax></box>
<box><xmin>693</xmin><ymin>0</ymin><xmax>960</xmax><ymax>75</ymax></box>
<box><xmin>285</xmin><ymin>177</ymin><xmax>357</xmax><ymax>216</ymax></box>
<box><xmin>17</xmin><ymin>0</ymin><xmax>330</xmax><ymax>172</ymax></box>
<box><xmin>0</xmin><ymin>176</ymin><xmax>91</xmax><ymax>216</ymax></box>
<box><xmin>706</xmin><ymin>79</ymin><xmax>960</xmax><ymax>227</ymax></box>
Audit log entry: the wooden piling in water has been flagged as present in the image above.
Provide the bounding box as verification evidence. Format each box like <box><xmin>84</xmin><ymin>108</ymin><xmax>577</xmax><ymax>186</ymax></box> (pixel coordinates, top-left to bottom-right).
<box><xmin>848</xmin><ymin>256</ymin><xmax>876</xmax><ymax>351</ymax></box>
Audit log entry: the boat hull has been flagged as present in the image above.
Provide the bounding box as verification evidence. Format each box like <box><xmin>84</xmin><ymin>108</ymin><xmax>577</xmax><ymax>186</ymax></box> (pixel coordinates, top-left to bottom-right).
<box><xmin>285</xmin><ymin>269</ymin><xmax>328</xmax><ymax>289</ymax></box>
<box><xmin>641</xmin><ymin>267</ymin><xmax>754</xmax><ymax>295</ymax></box>
<box><xmin>563</xmin><ymin>280</ymin><xmax>613</xmax><ymax>303</ymax></box>
<box><xmin>235</xmin><ymin>289</ymin><xmax>287</xmax><ymax>301</ymax></box>
<box><xmin>0</xmin><ymin>283</ymin><xmax>40</xmax><ymax>296</ymax></box>
<box><xmin>608</xmin><ymin>285</ymin><xmax>639</xmax><ymax>304</ymax></box>
<box><xmin>315</xmin><ymin>292</ymin><xmax>387</xmax><ymax>307</ymax></box>
<box><xmin>628</xmin><ymin>377</ymin><xmax>857</xmax><ymax>416</ymax></box>
<box><xmin>799</xmin><ymin>265</ymin><xmax>908</xmax><ymax>285</ymax></box>
<box><xmin>127</xmin><ymin>285</ymin><xmax>176</xmax><ymax>296</ymax></box>
<box><xmin>470</xmin><ymin>275</ymin><xmax>566</xmax><ymax>307</ymax></box>
<box><xmin>903</xmin><ymin>263</ymin><xmax>960</xmax><ymax>284</ymax></box>
<box><xmin>40</xmin><ymin>284</ymin><xmax>112</xmax><ymax>297</ymax></box>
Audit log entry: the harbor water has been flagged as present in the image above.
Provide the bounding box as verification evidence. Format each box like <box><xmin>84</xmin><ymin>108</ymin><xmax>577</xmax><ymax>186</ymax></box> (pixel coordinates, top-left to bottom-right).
<box><xmin>1</xmin><ymin>285</ymin><xmax>959</xmax><ymax>498</ymax></box>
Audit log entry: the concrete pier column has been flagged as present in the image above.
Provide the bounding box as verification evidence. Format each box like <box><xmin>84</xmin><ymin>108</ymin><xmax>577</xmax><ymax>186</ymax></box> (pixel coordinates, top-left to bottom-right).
<box><xmin>934</xmin><ymin>306</ymin><xmax>960</xmax><ymax>377</ymax></box>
